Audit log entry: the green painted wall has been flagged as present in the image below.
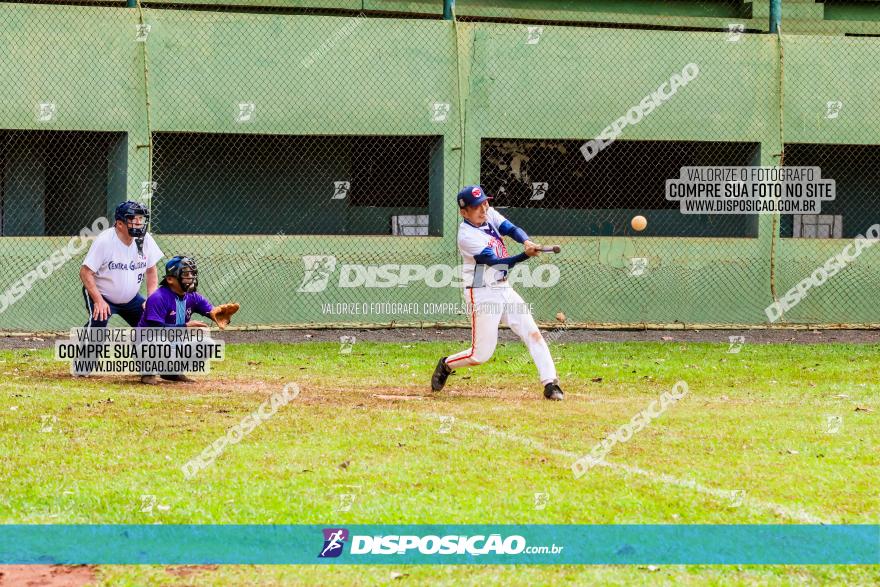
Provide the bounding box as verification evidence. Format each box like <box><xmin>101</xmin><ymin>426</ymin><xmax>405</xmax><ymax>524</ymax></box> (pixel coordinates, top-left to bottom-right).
<box><xmin>1</xmin><ymin>3</ymin><xmax>879</xmax><ymax>330</ymax></box>
<box><xmin>823</xmin><ymin>2</ymin><xmax>880</xmax><ymax>23</ymax></box>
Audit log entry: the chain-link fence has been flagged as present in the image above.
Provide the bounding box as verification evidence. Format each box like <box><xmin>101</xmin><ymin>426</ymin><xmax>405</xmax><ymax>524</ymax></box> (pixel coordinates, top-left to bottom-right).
<box><xmin>1</xmin><ymin>0</ymin><xmax>879</xmax><ymax>331</ymax></box>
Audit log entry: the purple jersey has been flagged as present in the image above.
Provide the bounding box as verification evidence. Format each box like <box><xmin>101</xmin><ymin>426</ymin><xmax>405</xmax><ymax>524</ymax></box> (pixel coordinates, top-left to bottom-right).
<box><xmin>137</xmin><ymin>286</ymin><xmax>213</xmax><ymax>327</ymax></box>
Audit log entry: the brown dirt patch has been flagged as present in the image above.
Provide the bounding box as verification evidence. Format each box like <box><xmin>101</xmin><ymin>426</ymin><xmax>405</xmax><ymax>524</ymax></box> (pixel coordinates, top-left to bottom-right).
<box><xmin>0</xmin><ymin>565</ymin><xmax>96</xmax><ymax>587</ymax></box>
<box><xmin>165</xmin><ymin>565</ymin><xmax>219</xmax><ymax>578</ymax></box>
<box><xmin>183</xmin><ymin>378</ymin><xmax>274</xmax><ymax>396</ymax></box>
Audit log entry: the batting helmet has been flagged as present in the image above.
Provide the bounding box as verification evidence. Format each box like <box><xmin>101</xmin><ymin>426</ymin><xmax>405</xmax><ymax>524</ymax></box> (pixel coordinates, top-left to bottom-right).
<box><xmin>163</xmin><ymin>256</ymin><xmax>198</xmax><ymax>293</ymax></box>
<box><xmin>114</xmin><ymin>201</ymin><xmax>150</xmax><ymax>239</ymax></box>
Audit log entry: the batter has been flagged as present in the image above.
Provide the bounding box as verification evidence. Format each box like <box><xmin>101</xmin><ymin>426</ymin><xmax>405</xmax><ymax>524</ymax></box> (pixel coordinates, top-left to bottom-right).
<box><xmin>431</xmin><ymin>185</ymin><xmax>563</xmax><ymax>401</ymax></box>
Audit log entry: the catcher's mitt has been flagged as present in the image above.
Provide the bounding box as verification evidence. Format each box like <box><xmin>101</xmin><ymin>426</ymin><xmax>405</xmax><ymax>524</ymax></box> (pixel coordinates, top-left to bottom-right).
<box><xmin>208</xmin><ymin>303</ymin><xmax>240</xmax><ymax>330</ymax></box>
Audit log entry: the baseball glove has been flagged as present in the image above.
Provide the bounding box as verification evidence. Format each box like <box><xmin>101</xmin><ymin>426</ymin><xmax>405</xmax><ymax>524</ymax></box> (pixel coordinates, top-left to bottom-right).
<box><xmin>208</xmin><ymin>303</ymin><xmax>240</xmax><ymax>330</ymax></box>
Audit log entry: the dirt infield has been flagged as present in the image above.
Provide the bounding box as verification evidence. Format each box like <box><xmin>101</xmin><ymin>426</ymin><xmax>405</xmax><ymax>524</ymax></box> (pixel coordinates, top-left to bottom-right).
<box><xmin>1</xmin><ymin>327</ymin><xmax>877</xmax><ymax>350</ymax></box>
<box><xmin>0</xmin><ymin>565</ymin><xmax>96</xmax><ymax>586</ymax></box>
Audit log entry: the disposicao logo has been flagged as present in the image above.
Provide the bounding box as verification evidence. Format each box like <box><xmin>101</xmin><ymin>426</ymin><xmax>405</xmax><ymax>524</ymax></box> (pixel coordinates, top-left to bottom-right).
<box><xmin>318</xmin><ymin>528</ymin><xmax>349</xmax><ymax>558</ymax></box>
<box><xmin>298</xmin><ymin>255</ymin><xmax>338</xmax><ymax>293</ymax></box>
<box><xmin>317</xmin><ymin>530</ymin><xmax>541</xmax><ymax>557</ymax></box>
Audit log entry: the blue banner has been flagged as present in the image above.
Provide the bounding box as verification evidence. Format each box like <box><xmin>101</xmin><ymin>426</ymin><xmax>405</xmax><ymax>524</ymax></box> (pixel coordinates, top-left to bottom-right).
<box><xmin>1</xmin><ymin>525</ymin><xmax>877</xmax><ymax>565</ymax></box>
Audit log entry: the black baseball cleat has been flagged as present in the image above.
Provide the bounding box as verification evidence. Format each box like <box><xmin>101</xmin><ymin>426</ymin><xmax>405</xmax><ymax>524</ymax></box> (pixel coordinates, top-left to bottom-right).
<box><xmin>543</xmin><ymin>380</ymin><xmax>564</xmax><ymax>401</ymax></box>
<box><xmin>431</xmin><ymin>357</ymin><xmax>452</xmax><ymax>392</ymax></box>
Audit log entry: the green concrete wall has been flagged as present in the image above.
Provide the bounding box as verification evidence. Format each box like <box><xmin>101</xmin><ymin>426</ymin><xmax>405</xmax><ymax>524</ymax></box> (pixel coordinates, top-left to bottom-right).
<box><xmin>1</xmin><ymin>3</ymin><xmax>879</xmax><ymax>330</ymax></box>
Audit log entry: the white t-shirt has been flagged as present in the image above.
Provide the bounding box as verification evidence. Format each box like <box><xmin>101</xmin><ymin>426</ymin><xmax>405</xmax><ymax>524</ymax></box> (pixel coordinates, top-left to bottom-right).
<box><xmin>457</xmin><ymin>207</ymin><xmax>512</xmax><ymax>288</ymax></box>
<box><xmin>82</xmin><ymin>229</ymin><xmax>163</xmax><ymax>304</ymax></box>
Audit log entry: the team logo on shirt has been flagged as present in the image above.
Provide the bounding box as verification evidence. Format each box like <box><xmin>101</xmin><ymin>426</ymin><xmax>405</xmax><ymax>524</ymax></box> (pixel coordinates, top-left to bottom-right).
<box><xmin>479</xmin><ymin>223</ymin><xmax>508</xmax><ymax>258</ymax></box>
<box><xmin>107</xmin><ymin>260</ymin><xmax>147</xmax><ymax>271</ymax></box>
<box><xmin>487</xmin><ymin>236</ymin><xmax>507</xmax><ymax>258</ymax></box>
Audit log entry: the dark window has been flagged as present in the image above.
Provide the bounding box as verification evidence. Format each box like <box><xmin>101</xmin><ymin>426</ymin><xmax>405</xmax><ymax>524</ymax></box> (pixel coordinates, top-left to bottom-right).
<box><xmin>349</xmin><ymin>136</ymin><xmax>431</xmax><ymax>207</ymax></box>
<box><xmin>0</xmin><ymin>130</ymin><xmax>125</xmax><ymax>237</ymax></box>
<box><xmin>781</xmin><ymin>143</ymin><xmax>880</xmax><ymax>239</ymax></box>
<box><xmin>152</xmin><ymin>133</ymin><xmax>441</xmax><ymax>235</ymax></box>
<box><xmin>480</xmin><ymin>138</ymin><xmax>760</xmax><ymax>237</ymax></box>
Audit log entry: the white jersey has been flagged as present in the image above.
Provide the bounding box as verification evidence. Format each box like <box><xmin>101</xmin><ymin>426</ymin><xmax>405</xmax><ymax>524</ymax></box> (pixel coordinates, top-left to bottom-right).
<box><xmin>458</xmin><ymin>207</ymin><xmax>512</xmax><ymax>288</ymax></box>
<box><xmin>82</xmin><ymin>229</ymin><xmax>162</xmax><ymax>304</ymax></box>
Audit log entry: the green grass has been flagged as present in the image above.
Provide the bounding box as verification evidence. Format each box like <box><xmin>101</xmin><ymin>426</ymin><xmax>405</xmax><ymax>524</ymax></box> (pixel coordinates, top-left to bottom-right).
<box><xmin>1</xmin><ymin>339</ymin><xmax>878</xmax><ymax>585</ymax></box>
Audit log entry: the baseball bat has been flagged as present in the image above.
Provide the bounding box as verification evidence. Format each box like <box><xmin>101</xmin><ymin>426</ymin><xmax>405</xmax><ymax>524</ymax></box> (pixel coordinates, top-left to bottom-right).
<box><xmin>539</xmin><ymin>245</ymin><xmax>561</xmax><ymax>254</ymax></box>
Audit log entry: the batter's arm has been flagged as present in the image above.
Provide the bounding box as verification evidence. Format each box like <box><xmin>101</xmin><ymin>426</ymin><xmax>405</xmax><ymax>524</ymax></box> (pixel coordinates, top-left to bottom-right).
<box><xmin>473</xmin><ymin>247</ymin><xmax>531</xmax><ymax>270</ymax></box>
<box><xmin>498</xmin><ymin>220</ymin><xmax>529</xmax><ymax>244</ymax></box>
<box><xmin>498</xmin><ymin>220</ymin><xmax>540</xmax><ymax>255</ymax></box>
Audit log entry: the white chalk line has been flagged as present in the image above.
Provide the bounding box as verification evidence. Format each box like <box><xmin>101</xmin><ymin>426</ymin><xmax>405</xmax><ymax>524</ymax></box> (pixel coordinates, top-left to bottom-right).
<box><xmin>421</xmin><ymin>411</ymin><xmax>829</xmax><ymax>524</ymax></box>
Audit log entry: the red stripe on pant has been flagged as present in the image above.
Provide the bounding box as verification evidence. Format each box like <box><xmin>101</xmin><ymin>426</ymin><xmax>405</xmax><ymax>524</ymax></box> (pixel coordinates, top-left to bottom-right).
<box><xmin>447</xmin><ymin>288</ymin><xmax>476</xmax><ymax>367</ymax></box>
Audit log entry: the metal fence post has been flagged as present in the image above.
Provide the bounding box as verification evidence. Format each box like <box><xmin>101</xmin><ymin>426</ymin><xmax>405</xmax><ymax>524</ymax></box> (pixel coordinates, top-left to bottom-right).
<box><xmin>769</xmin><ymin>0</ymin><xmax>781</xmax><ymax>33</ymax></box>
<box><xmin>443</xmin><ymin>0</ymin><xmax>454</xmax><ymax>21</ymax></box>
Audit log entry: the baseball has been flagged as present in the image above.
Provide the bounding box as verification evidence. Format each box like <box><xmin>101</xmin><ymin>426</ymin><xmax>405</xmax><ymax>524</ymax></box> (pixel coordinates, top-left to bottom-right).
<box><xmin>631</xmin><ymin>215</ymin><xmax>647</xmax><ymax>231</ymax></box>
<box><xmin>555</xmin><ymin>312</ymin><xmax>566</xmax><ymax>323</ymax></box>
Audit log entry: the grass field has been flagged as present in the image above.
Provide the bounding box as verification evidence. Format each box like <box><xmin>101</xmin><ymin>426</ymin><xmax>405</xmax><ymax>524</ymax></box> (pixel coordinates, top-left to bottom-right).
<box><xmin>1</xmin><ymin>337</ymin><xmax>878</xmax><ymax>585</ymax></box>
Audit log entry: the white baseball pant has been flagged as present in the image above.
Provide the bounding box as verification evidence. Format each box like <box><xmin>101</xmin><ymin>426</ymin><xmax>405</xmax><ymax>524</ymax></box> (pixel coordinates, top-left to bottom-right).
<box><xmin>446</xmin><ymin>285</ymin><xmax>557</xmax><ymax>384</ymax></box>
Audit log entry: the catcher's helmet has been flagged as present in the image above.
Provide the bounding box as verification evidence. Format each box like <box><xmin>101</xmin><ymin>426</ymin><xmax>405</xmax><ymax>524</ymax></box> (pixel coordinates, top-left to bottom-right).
<box><xmin>114</xmin><ymin>201</ymin><xmax>150</xmax><ymax>238</ymax></box>
<box><xmin>163</xmin><ymin>256</ymin><xmax>198</xmax><ymax>293</ymax></box>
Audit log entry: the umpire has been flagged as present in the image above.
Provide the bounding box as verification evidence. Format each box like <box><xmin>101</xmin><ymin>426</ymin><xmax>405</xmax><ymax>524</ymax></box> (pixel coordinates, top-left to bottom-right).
<box><xmin>79</xmin><ymin>201</ymin><xmax>163</xmax><ymax>327</ymax></box>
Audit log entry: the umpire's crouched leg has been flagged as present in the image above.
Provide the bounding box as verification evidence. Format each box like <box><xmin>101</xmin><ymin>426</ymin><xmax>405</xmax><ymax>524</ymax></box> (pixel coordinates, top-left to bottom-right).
<box><xmin>82</xmin><ymin>288</ymin><xmax>145</xmax><ymax>328</ymax></box>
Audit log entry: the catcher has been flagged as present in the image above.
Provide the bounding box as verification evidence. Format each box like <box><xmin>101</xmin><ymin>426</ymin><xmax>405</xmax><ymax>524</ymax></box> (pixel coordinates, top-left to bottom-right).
<box><xmin>137</xmin><ymin>256</ymin><xmax>239</xmax><ymax>384</ymax></box>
